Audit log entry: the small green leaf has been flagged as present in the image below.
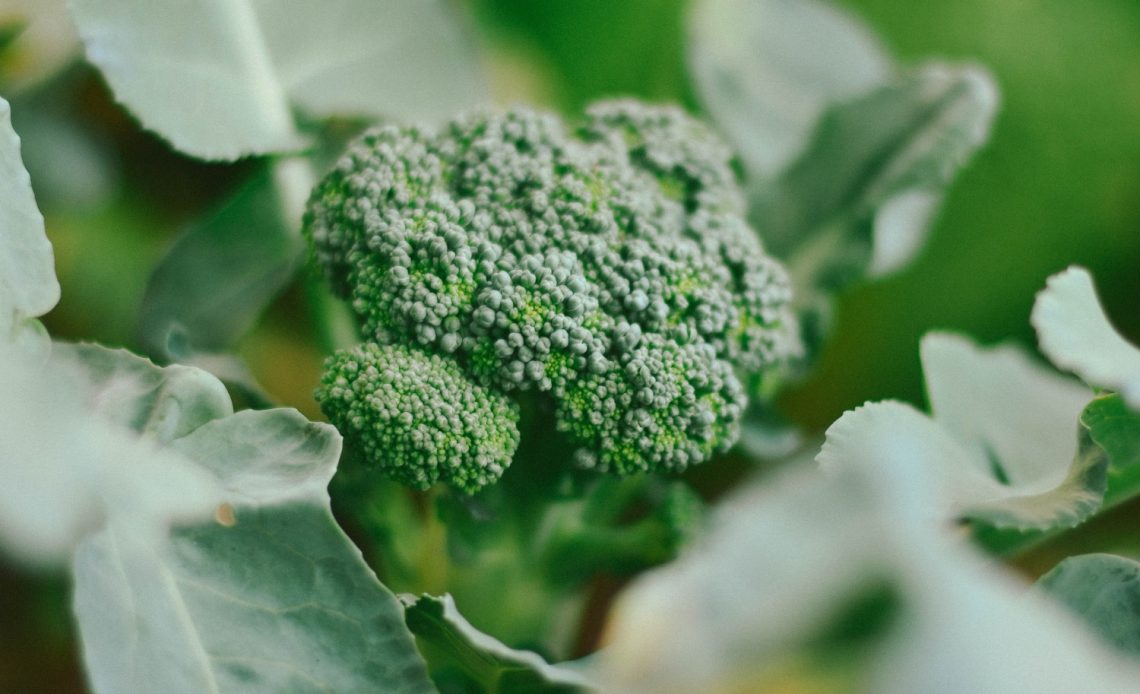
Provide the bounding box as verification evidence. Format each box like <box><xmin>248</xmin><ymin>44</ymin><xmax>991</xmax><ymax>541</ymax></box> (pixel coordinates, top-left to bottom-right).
<box><xmin>688</xmin><ymin>0</ymin><xmax>892</xmax><ymax>178</ymax></box>
<box><xmin>55</xmin><ymin>342</ymin><xmax>234</xmax><ymax>443</ymax></box>
<box><xmin>1083</xmin><ymin>394</ymin><xmax>1140</xmax><ymax>508</ymax></box>
<box><xmin>137</xmin><ymin>166</ymin><xmax>303</xmax><ymax>358</ymax></box>
<box><xmin>74</xmin><ymin>409</ymin><xmax>436</xmax><ymax>694</ymax></box>
<box><xmin>1037</xmin><ymin>554</ymin><xmax>1140</xmax><ymax>658</ymax></box>
<box><xmin>401</xmin><ymin>593</ymin><xmax>593</xmax><ymax>693</ymax></box>
<box><xmin>760</xmin><ymin>63</ymin><xmax>999</xmax><ymax>267</ymax></box>
<box><xmin>0</xmin><ymin>95</ymin><xmax>59</xmax><ymax>342</ymax></box>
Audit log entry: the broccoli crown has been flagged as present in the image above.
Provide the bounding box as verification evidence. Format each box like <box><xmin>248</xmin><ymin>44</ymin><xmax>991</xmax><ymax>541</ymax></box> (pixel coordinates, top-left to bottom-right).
<box><xmin>317</xmin><ymin>343</ymin><xmax>520</xmax><ymax>492</ymax></box>
<box><xmin>306</xmin><ymin>100</ymin><xmax>795</xmax><ymax>482</ymax></box>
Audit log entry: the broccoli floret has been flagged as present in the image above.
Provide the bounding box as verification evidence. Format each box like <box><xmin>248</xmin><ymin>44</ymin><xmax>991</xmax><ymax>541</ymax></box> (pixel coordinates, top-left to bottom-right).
<box><xmin>316</xmin><ymin>343</ymin><xmax>520</xmax><ymax>492</ymax></box>
<box><xmin>307</xmin><ymin>100</ymin><xmax>796</xmax><ymax>488</ymax></box>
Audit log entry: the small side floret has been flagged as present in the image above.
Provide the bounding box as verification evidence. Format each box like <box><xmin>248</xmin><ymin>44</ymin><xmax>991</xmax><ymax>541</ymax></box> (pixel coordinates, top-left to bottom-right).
<box><xmin>317</xmin><ymin>343</ymin><xmax>520</xmax><ymax>492</ymax></box>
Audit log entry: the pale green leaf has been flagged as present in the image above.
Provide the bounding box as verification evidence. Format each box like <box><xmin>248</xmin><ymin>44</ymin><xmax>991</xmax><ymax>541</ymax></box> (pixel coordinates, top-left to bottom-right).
<box><xmin>1037</xmin><ymin>554</ymin><xmax>1140</xmax><ymax>658</ymax></box>
<box><xmin>818</xmin><ymin>334</ymin><xmax>1106</xmax><ymax>531</ymax></box>
<box><xmin>54</xmin><ymin>342</ymin><xmax>234</xmax><ymax>444</ymax></box>
<box><xmin>255</xmin><ymin>0</ymin><xmax>486</xmax><ymax>126</ymax></box>
<box><xmin>1032</xmin><ymin>266</ymin><xmax>1140</xmax><ymax>410</ymax></box>
<box><xmin>401</xmin><ymin>593</ymin><xmax>593</xmax><ymax>693</ymax></box>
<box><xmin>74</xmin><ymin>408</ymin><xmax>436</xmax><ymax>694</ymax></box>
<box><xmin>688</xmin><ymin>0</ymin><xmax>892</xmax><ymax>178</ymax></box>
<box><xmin>0</xmin><ymin>95</ymin><xmax>59</xmax><ymax>340</ymax></box>
<box><xmin>69</xmin><ymin>0</ymin><xmax>486</xmax><ymax>160</ymax></box>
<box><xmin>921</xmin><ymin>332</ymin><xmax>1104</xmax><ymax>528</ymax></box>
<box><xmin>0</xmin><ymin>344</ymin><xmax>221</xmax><ymax>567</ymax></box>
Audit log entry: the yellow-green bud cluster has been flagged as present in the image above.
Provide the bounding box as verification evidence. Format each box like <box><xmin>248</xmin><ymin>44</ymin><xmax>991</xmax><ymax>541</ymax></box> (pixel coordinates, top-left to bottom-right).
<box><xmin>316</xmin><ymin>343</ymin><xmax>519</xmax><ymax>492</ymax></box>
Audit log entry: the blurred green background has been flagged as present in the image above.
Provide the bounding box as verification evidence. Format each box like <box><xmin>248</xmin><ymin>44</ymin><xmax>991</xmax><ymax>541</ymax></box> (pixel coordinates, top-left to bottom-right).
<box><xmin>2</xmin><ymin>0</ymin><xmax>1139</xmax><ymax>691</ymax></box>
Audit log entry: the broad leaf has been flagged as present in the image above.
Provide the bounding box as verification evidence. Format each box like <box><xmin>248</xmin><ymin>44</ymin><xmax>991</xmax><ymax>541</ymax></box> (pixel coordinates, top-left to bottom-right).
<box><xmin>688</xmin><ymin>0</ymin><xmax>892</xmax><ymax>178</ymax></box>
<box><xmin>69</xmin><ymin>0</ymin><xmax>486</xmax><ymax>160</ymax></box>
<box><xmin>1032</xmin><ymin>266</ymin><xmax>1140</xmax><ymax>410</ymax></box>
<box><xmin>401</xmin><ymin>593</ymin><xmax>592</xmax><ymax>693</ymax></box>
<box><xmin>1037</xmin><ymin>554</ymin><xmax>1140</xmax><ymax>658</ymax></box>
<box><xmin>593</xmin><ymin>459</ymin><xmax>1140</xmax><ymax>693</ymax></box>
<box><xmin>0</xmin><ymin>95</ymin><xmax>59</xmax><ymax>342</ymax></box>
<box><xmin>137</xmin><ymin>165</ymin><xmax>304</xmax><ymax>357</ymax></box>
<box><xmin>0</xmin><ymin>345</ymin><xmax>222</xmax><ymax>566</ymax></box>
<box><xmin>760</xmin><ymin>63</ymin><xmax>999</xmax><ymax>266</ymax></box>
<box><xmin>818</xmin><ymin>333</ymin><xmax>1104</xmax><ymax>531</ymax></box>
<box><xmin>74</xmin><ymin>409</ymin><xmax>436</xmax><ymax>694</ymax></box>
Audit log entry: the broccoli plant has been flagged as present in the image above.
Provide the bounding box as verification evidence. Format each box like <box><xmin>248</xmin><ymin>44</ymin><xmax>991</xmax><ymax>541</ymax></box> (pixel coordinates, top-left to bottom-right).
<box><xmin>299</xmin><ymin>101</ymin><xmax>798</xmax><ymax>648</ymax></box>
<box><xmin>4</xmin><ymin>1</ymin><xmax>1140</xmax><ymax>693</ymax></box>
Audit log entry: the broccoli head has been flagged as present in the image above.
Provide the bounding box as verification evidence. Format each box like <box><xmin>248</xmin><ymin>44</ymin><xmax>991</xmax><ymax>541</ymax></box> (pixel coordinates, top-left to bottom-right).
<box><xmin>307</xmin><ymin>100</ymin><xmax>797</xmax><ymax>491</ymax></box>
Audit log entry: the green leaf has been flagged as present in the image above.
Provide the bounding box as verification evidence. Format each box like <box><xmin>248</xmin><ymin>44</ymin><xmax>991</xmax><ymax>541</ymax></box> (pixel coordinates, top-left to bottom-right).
<box><xmin>401</xmin><ymin>593</ymin><xmax>593</xmax><ymax>693</ymax></box>
<box><xmin>69</xmin><ymin>0</ymin><xmax>486</xmax><ymax>160</ymax></box>
<box><xmin>762</xmin><ymin>63</ymin><xmax>998</xmax><ymax>272</ymax></box>
<box><xmin>1083</xmin><ymin>394</ymin><xmax>1140</xmax><ymax>508</ymax></box>
<box><xmin>0</xmin><ymin>95</ymin><xmax>59</xmax><ymax>343</ymax></box>
<box><xmin>1037</xmin><ymin>554</ymin><xmax>1140</xmax><ymax>658</ymax></box>
<box><xmin>0</xmin><ymin>344</ymin><xmax>222</xmax><ymax>567</ymax></box>
<box><xmin>54</xmin><ymin>342</ymin><xmax>234</xmax><ymax>443</ymax></box>
<box><xmin>1033</xmin><ymin>266</ymin><xmax>1140</xmax><ymax>410</ymax></box>
<box><xmin>74</xmin><ymin>409</ymin><xmax>436</xmax><ymax>694</ymax></box>
<box><xmin>688</xmin><ymin>0</ymin><xmax>892</xmax><ymax>178</ymax></box>
<box><xmin>137</xmin><ymin>166</ymin><xmax>303</xmax><ymax>357</ymax></box>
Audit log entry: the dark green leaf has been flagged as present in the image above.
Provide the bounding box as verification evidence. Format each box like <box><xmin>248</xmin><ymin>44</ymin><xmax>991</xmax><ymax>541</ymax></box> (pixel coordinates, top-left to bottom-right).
<box><xmin>1037</xmin><ymin>554</ymin><xmax>1140</xmax><ymax>658</ymax></box>
<box><xmin>401</xmin><ymin>593</ymin><xmax>593</xmax><ymax>693</ymax></box>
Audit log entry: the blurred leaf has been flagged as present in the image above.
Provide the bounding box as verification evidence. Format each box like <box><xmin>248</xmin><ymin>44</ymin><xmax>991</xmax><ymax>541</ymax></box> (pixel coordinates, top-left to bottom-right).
<box><xmin>0</xmin><ymin>0</ymin><xmax>78</xmax><ymax>91</ymax></box>
<box><xmin>759</xmin><ymin>63</ymin><xmax>999</xmax><ymax>266</ymax></box>
<box><xmin>1084</xmin><ymin>394</ymin><xmax>1140</xmax><ymax>511</ymax></box>
<box><xmin>0</xmin><ymin>95</ymin><xmax>59</xmax><ymax>341</ymax></box>
<box><xmin>401</xmin><ymin>593</ymin><xmax>593</xmax><ymax>693</ymax></box>
<box><xmin>1037</xmin><ymin>554</ymin><xmax>1140</xmax><ymax>658</ymax></box>
<box><xmin>137</xmin><ymin>165</ymin><xmax>303</xmax><ymax>357</ymax></box>
<box><xmin>69</xmin><ymin>0</ymin><xmax>486</xmax><ymax>160</ymax></box>
<box><xmin>74</xmin><ymin>408</ymin><xmax>436</xmax><ymax>694</ymax></box>
<box><xmin>594</xmin><ymin>455</ymin><xmax>1140</xmax><ymax>693</ymax></box>
<box><xmin>1033</xmin><ymin>266</ymin><xmax>1140</xmax><ymax>410</ymax></box>
<box><xmin>688</xmin><ymin>0</ymin><xmax>892</xmax><ymax>178</ymax></box>
<box><xmin>57</xmin><ymin>342</ymin><xmax>234</xmax><ymax>442</ymax></box>
<box><xmin>0</xmin><ymin>344</ymin><xmax>222</xmax><ymax>567</ymax></box>
<box><xmin>9</xmin><ymin>108</ymin><xmax>121</xmax><ymax>211</ymax></box>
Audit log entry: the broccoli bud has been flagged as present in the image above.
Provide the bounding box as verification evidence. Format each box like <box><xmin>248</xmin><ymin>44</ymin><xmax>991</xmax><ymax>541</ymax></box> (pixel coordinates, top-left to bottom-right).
<box><xmin>317</xmin><ymin>343</ymin><xmax>520</xmax><ymax>492</ymax></box>
<box><xmin>306</xmin><ymin>100</ymin><xmax>796</xmax><ymax>488</ymax></box>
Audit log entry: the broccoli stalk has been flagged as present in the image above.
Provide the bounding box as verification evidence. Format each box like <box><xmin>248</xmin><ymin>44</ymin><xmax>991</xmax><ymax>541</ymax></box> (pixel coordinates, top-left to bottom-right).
<box><xmin>307</xmin><ymin>100</ymin><xmax>796</xmax><ymax>654</ymax></box>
